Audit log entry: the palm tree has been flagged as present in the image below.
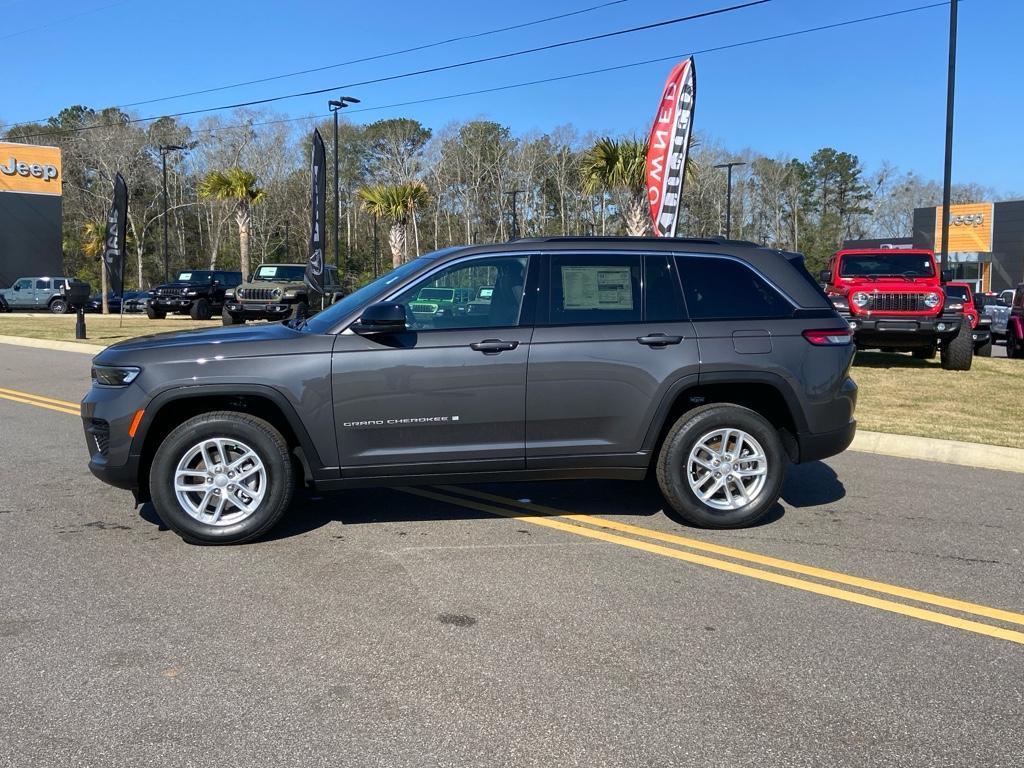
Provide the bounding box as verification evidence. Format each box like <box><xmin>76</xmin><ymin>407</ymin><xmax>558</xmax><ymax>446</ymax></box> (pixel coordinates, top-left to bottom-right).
<box><xmin>357</xmin><ymin>182</ymin><xmax>429</xmax><ymax>268</ymax></box>
<box><xmin>81</xmin><ymin>219</ymin><xmax>109</xmax><ymax>313</ymax></box>
<box><xmin>198</xmin><ymin>168</ymin><xmax>265</xmax><ymax>280</ymax></box>
<box><xmin>581</xmin><ymin>137</ymin><xmax>652</xmax><ymax>237</ymax></box>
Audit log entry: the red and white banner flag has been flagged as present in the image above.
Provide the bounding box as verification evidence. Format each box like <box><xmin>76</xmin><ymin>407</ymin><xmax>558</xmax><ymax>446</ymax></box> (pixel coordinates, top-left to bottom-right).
<box><xmin>646</xmin><ymin>58</ymin><xmax>696</xmax><ymax>237</ymax></box>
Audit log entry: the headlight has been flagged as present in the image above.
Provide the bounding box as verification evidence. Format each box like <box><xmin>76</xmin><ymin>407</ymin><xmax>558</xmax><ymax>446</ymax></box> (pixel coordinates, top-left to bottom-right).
<box><xmin>92</xmin><ymin>365</ymin><xmax>141</xmax><ymax>386</ymax></box>
<box><xmin>924</xmin><ymin>292</ymin><xmax>941</xmax><ymax>308</ymax></box>
<box><xmin>273</xmin><ymin>288</ymin><xmax>283</xmax><ymax>298</ymax></box>
<box><xmin>850</xmin><ymin>291</ymin><xmax>870</xmax><ymax>308</ymax></box>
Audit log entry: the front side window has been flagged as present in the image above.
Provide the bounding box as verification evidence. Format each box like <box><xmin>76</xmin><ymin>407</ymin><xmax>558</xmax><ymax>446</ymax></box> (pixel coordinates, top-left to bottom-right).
<box><xmin>15</xmin><ymin>279</ymin><xmax>32</xmax><ymax>290</ymax></box>
<box><xmin>548</xmin><ymin>253</ymin><xmax>641</xmax><ymax>325</ymax></box>
<box><xmin>392</xmin><ymin>256</ymin><xmax>528</xmax><ymax>330</ymax></box>
<box><xmin>945</xmin><ymin>286</ymin><xmax>969</xmax><ymax>301</ymax></box>
<box><xmin>676</xmin><ymin>255</ymin><xmax>794</xmax><ymax>321</ymax></box>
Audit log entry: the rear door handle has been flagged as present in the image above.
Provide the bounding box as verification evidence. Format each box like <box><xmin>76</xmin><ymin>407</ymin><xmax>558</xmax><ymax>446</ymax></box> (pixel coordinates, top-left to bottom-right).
<box><xmin>637</xmin><ymin>333</ymin><xmax>683</xmax><ymax>347</ymax></box>
<box><xmin>471</xmin><ymin>339</ymin><xmax>519</xmax><ymax>354</ymax></box>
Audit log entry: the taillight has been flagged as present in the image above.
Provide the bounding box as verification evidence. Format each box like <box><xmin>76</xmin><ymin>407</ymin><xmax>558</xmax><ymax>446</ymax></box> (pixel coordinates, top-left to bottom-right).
<box><xmin>803</xmin><ymin>329</ymin><xmax>853</xmax><ymax>346</ymax></box>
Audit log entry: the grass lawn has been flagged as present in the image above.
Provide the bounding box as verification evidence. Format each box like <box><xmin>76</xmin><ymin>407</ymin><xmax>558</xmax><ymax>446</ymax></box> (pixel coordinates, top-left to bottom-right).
<box><xmin>0</xmin><ymin>314</ymin><xmax>222</xmax><ymax>346</ymax></box>
<box><xmin>852</xmin><ymin>352</ymin><xmax>1024</xmax><ymax>450</ymax></box>
<box><xmin>1</xmin><ymin>314</ymin><xmax>1022</xmax><ymax>449</ymax></box>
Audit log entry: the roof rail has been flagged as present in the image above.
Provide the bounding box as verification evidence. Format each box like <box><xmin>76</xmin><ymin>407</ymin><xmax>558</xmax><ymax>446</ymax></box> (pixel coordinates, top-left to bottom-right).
<box><xmin>512</xmin><ymin>235</ymin><xmax>761</xmax><ymax>247</ymax></box>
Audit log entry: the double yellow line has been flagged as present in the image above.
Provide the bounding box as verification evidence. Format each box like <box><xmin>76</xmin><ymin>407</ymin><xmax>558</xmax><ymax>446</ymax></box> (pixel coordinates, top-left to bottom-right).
<box><xmin>402</xmin><ymin>486</ymin><xmax>1024</xmax><ymax>645</ymax></box>
<box><xmin>4</xmin><ymin>383</ymin><xmax>1022</xmax><ymax>644</ymax></box>
<box><xmin>0</xmin><ymin>386</ymin><xmax>79</xmax><ymax>416</ymax></box>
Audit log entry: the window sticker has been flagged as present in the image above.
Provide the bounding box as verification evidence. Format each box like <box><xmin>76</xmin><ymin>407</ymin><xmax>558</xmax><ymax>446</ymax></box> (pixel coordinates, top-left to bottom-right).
<box><xmin>257</xmin><ymin>266</ymin><xmax>278</xmax><ymax>278</ymax></box>
<box><xmin>178</xmin><ymin>272</ymin><xmax>192</xmax><ymax>281</ymax></box>
<box><xmin>561</xmin><ymin>266</ymin><xmax>634</xmax><ymax>310</ymax></box>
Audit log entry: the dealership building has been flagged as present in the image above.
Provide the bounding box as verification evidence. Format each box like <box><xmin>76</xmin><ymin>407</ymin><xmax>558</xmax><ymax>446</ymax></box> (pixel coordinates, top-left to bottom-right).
<box><xmin>0</xmin><ymin>141</ymin><xmax>63</xmax><ymax>288</ymax></box>
<box><xmin>846</xmin><ymin>201</ymin><xmax>1024</xmax><ymax>293</ymax></box>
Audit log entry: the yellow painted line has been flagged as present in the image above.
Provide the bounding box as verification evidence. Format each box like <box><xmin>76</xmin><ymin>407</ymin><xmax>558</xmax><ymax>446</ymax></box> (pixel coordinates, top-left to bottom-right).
<box><xmin>0</xmin><ymin>390</ymin><xmax>79</xmax><ymax>416</ymax></box>
<box><xmin>0</xmin><ymin>386</ymin><xmax>79</xmax><ymax>410</ymax></box>
<box><xmin>442</xmin><ymin>487</ymin><xmax>1024</xmax><ymax>629</ymax></box>
<box><xmin>402</xmin><ymin>487</ymin><xmax>1024</xmax><ymax>645</ymax></box>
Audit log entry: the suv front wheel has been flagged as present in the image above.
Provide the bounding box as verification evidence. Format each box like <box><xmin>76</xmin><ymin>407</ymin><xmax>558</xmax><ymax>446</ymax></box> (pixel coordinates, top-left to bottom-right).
<box><xmin>657</xmin><ymin>404</ymin><xmax>785</xmax><ymax>529</ymax></box>
<box><xmin>149</xmin><ymin>412</ymin><xmax>295</xmax><ymax>544</ymax></box>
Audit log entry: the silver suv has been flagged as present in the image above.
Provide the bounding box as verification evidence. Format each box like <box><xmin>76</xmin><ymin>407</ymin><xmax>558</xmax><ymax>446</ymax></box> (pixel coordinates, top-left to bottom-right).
<box><xmin>82</xmin><ymin>237</ymin><xmax>858</xmax><ymax>545</ymax></box>
<box><xmin>1</xmin><ymin>276</ymin><xmax>81</xmax><ymax>313</ymax></box>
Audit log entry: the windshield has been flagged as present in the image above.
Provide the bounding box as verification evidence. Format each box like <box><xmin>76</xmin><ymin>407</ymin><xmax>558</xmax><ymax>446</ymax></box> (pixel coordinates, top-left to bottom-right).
<box><xmin>839</xmin><ymin>254</ymin><xmax>934</xmax><ymax>278</ymax></box>
<box><xmin>301</xmin><ymin>258</ymin><xmax>432</xmax><ymax>333</ymax></box>
<box><xmin>176</xmin><ymin>270</ymin><xmax>214</xmax><ymax>283</ymax></box>
<box><xmin>945</xmin><ymin>286</ymin><xmax>969</xmax><ymax>301</ymax></box>
<box><xmin>254</xmin><ymin>265</ymin><xmax>305</xmax><ymax>282</ymax></box>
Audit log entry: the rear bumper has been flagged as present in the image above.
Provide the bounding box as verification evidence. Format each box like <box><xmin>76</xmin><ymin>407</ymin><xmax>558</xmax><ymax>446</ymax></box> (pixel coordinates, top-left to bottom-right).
<box><xmin>796</xmin><ymin>420</ymin><xmax>857</xmax><ymax>463</ymax></box>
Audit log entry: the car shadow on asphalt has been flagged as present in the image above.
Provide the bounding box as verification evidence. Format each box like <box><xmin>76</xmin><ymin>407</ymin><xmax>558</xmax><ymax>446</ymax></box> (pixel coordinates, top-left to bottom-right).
<box><xmin>852</xmin><ymin>351</ymin><xmax>939</xmax><ymax>369</ymax></box>
<box><xmin>137</xmin><ymin>462</ymin><xmax>846</xmax><ymax>542</ymax></box>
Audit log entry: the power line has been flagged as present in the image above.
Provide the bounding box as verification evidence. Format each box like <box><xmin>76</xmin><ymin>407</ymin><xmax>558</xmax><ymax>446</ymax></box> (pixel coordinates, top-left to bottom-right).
<box><xmin>8</xmin><ymin>1</ymin><xmax>952</xmax><ymax>143</ymax></box>
<box><xmin>117</xmin><ymin>0</ymin><xmax>636</xmax><ymax>110</ymax></box>
<box><xmin>0</xmin><ymin>0</ymin><xmax>132</xmax><ymax>42</ymax></box>
<box><xmin>5</xmin><ymin>0</ymin><xmax>771</xmax><ymax>134</ymax></box>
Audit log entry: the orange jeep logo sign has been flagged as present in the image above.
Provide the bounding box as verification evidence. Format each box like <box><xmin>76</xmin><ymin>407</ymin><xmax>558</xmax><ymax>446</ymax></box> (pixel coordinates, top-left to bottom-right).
<box><xmin>934</xmin><ymin>202</ymin><xmax>993</xmax><ymax>252</ymax></box>
<box><xmin>0</xmin><ymin>142</ymin><xmax>62</xmax><ymax>196</ymax></box>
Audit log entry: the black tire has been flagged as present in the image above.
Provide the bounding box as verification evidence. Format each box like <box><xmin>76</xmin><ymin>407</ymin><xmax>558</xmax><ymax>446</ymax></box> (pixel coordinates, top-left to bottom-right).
<box><xmin>656</xmin><ymin>404</ymin><xmax>785</xmax><ymax>529</ymax></box>
<box><xmin>48</xmin><ymin>298</ymin><xmax>68</xmax><ymax>314</ymax></box>
<box><xmin>146</xmin><ymin>304</ymin><xmax>166</xmax><ymax>320</ymax></box>
<box><xmin>975</xmin><ymin>337</ymin><xmax>992</xmax><ymax>357</ymax></box>
<box><xmin>911</xmin><ymin>344</ymin><xmax>937</xmax><ymax>360</ymax></box>
<box><xmin>149</xmin><ymin>412</ymin><xmax>295</xmax><ymax>545</ymax></box>
<box><xmin>940</xmin><ymin>324</ymin><xmax>974</xmax><ymax>370</ymax></box>
<box><xmin>222</xmin><ymin>307</ymin><xmax>244</xmax><ymax>326</ymax></box>
<box><xmin>290</xmin><ymin>301</ymin><xmax>308</xmax><ymax>321</ymax></box>
<box><xmin>190</xmin><ymin>298</ymin><xmax>212</xmax><ymax>320</ymax></box>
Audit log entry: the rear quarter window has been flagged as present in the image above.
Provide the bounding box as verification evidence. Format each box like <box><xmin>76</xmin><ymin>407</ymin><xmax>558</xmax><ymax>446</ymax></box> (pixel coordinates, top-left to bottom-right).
<box><xmin>675</xmin><ymin>255</ymin><xmax>794</xmax><ymax>321</ymax></box>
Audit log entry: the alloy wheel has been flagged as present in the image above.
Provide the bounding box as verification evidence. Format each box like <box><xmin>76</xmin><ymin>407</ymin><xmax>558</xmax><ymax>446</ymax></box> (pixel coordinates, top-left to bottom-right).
<box><xmin>174</xmin><ymin>438</ymin><xmax>267</xmax><ymax>526</ymax></box>
<box><xmin>685</xmin><ymin>428</ymin><xmax>768</xmax><ymax>511</ymax></box>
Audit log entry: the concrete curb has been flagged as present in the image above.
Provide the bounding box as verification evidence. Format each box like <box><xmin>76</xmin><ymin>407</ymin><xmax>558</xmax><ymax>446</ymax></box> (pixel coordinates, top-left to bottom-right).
<box><xmin>0</xmin><ymin>335</ymin><xmax>105</xmax><ymax>355</ymax></box>
<box><xmin>850</xmin><ymin>430</ymin><xmax>1023</xmax><ymax>475</ymax></box>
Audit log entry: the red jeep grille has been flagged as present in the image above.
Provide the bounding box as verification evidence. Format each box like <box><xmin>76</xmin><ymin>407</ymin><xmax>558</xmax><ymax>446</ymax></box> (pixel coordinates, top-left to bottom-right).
<box><xmin>868</xmin><ymin>292</ymin><xmax>929</xmax><ymax>312</ymax></box>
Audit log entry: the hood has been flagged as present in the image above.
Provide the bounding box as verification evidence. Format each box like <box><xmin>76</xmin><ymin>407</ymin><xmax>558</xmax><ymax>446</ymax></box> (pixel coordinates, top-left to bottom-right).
<box><xmin>96</xmin><ymin>321</ymin><xmax>307</xmax><ymax>362</ymax></box>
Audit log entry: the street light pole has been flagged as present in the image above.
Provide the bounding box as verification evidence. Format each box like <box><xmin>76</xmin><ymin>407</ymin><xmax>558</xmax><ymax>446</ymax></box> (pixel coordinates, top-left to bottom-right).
<box><xmin>328</xmin><ymin>96</ymin><xmax>360</xmax><ymax>286</ymax></box>
<box><xmin>159</xmin><ymin>144</ymin><xmax>187</xmax><ymax>283</ymax></box>
<box><xmin>939</xmin><ymin>0</ymin><xmax>958</xmax><ymax>274</ymax></box>
<box><xmin>714</xmin><ymin>161</ymin><xmax>747</xmax><ymax>240</ymax></box>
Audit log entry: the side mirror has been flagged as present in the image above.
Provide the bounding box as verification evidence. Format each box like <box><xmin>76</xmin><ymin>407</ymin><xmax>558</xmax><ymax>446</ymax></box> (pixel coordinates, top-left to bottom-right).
<box><xmin>819</xmin><ymin>270</ymin><xmax>832</xmax><ymax>284</ymax></box>
<box><xmin>940</xmin><ymin>269</ymin><xmax>953</xmax><ymax>284</ymax></box>
<box><xmin>353</xmin><ymin>302</ymin><xmax>406</xmax><ymax>335</ymax></box>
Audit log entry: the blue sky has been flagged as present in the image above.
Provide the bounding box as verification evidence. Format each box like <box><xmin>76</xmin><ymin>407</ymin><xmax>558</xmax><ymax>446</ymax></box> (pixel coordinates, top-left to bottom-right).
<box><xmin>4</xmin><ymin>0</ymin><xmax>1022</xmax><ymax>192</ymax></box>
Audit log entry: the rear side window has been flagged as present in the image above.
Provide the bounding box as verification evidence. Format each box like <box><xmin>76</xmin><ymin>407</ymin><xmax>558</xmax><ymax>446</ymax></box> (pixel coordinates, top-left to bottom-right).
<box><xmin>548</xmin><ymin>253</ymin><xmax>641</xmax><ymax>325</ymax></box>
<box><xmin>676</xmin><ymin>255</ymin><xmax>794</xmax><ymax>320</ymax></box>
<box><xmin>36</xmin><ymin>279</ymin><xmax>50</xmax><ymax>289</ymax></box>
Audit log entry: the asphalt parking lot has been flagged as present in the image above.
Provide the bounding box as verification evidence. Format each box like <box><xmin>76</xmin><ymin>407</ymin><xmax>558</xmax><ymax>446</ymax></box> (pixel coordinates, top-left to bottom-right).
<box><xmin>1</xmin><ymin>343</ymin><xmax>1022</xmax><ymax>768</ymax></box>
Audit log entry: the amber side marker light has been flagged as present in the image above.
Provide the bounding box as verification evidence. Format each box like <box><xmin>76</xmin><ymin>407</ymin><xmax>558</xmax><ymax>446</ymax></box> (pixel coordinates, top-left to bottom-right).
<box><xmin>128</xmin><ymin>409</ymin><xmax>145</xmax><ymax>437</ymax></box>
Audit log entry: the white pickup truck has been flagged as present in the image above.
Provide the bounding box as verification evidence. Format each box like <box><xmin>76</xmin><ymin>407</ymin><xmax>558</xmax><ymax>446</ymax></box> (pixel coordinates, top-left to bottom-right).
<box><xmin>978</xmin><ymin>289</ymin><xmax>1015</xmax><ymax>341</ymax></box>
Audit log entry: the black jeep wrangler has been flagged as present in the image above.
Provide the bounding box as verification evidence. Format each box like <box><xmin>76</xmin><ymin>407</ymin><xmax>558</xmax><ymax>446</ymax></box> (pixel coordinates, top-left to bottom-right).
<box><xmin>147</xmin><ymin>270</ymin><xmax>242</xmax><ymax>320</ymax></box>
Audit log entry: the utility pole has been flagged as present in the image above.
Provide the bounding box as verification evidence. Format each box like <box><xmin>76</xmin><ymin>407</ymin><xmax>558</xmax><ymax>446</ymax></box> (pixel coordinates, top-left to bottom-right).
<box><xmin>328</xmin><ymin>96</ymin><xmax>360</xmax><ymax>285</ymax></box>
<box><xmin>714</xmin><ymin>161</ymin><xmax>747</xmax><ymax>240</ymax></box>
<box><xmin>939</xmin><ymin>0</ymin><xmax>958</xmax><ymax>274</ymax></box>
<box><xmin>505</xmin><ymin>189</ymin><xmax>523</xmax><ymax>240</ymax></box>
<box><xmin>159</xmin><ymin>144</ymin><xmax>187</xmax><ymax>282</ymax></box>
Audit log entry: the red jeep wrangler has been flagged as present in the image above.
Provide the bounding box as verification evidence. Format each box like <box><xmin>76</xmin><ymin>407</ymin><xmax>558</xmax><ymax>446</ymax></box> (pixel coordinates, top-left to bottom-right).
<box><xmin>944</xmin><ymin>281</ymin><xmax>992</xmax><ymax>357</ymax></box>
<box><xmin>821</xmin><ymin>249</ymin><xmax>973</xmax><ymax>370</ymax></box>
<box><xmin>1007</xmin><ymin>284</ymin><xmax>1024</xmax><ymax>359</ymax></box>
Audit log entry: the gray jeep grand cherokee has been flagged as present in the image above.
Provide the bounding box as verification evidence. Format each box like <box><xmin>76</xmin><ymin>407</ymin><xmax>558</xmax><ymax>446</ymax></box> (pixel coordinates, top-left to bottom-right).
<box><xmin>82</xmin><ymin>237</ymin><xmax>857</xmax><ymax>545</ymax></box>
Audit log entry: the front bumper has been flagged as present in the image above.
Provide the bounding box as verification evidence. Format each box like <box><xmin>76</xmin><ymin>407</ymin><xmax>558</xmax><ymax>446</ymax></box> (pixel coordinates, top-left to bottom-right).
<box><xmin>842</xmin><ymin>311</ymin><xmax>963</xmax><ymax>347</ymax></box>
<box><xmin>225</xmin><ymin>301</ymin><xmax>292</xmax><ymax>317</ymax></box>
<box><xmin>151</xmin><ymin>297</ymin><xmax>196</xmax><ymax>309</ymax></box>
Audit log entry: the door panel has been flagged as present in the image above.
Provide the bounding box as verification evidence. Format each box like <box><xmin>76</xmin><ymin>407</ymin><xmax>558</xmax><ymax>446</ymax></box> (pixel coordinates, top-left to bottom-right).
<box><xmin>11</xmin><ymin>279</ymin><xmax>33</xmax><ymax>308</ymax></box>
<box><xmin>332</xmin><ymin>328</ymin><xmax>531</xmax><ymax>474</ymax></box>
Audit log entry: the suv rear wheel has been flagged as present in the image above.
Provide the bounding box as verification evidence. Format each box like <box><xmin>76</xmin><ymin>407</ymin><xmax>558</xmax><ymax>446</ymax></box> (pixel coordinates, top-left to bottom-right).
<box><xmin>149</xmin><ymin>412</ymin><xmax>295</xmax><ymax>545</ymax></box>
<box><xmin>48</xmin><ymin>297</ymin><xmax>68</xmax><ymax>314</ymax></box>
<box><xmin>656</xmin><ymin>404</ymin><xmax>784</xmax><ymax>529</ymax></box>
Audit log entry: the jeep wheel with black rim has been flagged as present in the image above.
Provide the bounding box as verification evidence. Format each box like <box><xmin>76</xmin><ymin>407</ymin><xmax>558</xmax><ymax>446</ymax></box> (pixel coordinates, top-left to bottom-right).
<box><xmin>190</xmin><ymin>298</ymin><xmax>212</xmax><ymax>320</ymax></box>
<box><xmin>146</xmin><ymin>304</ymin><xmax>166</xmax><ymax>320</ymax></box>
<box><xmin>940</xmin><ymin>324</ymin><xmax>974</xmax><ymax>370</ymax></box>
<box><xmin>149</xmin><ymin>412</ymin><xmax>295</xmax><ymax>545</ymax></box>
<box><xmin>222</xmin><ymin>307</ymin><xmax>244</xmax><ymax>326</ymax></box>
<box><xmin>48</xmin><ymin>298</ymin><xmax>68</xmax><ymax>314</ymax></box>
<box><xmin>656</xmin><ymin>404</ymin><xmax>784</xmax><ymax>529</ymax></box>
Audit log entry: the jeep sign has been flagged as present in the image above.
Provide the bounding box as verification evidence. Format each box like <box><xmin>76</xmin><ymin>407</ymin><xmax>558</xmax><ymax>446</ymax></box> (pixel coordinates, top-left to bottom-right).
<box><xmin>933</xmin><ymin>202</ymin><xmax>993</xmax><ymax>253</ymax></box>
<box><xmin>0</xmin><ymin>142</ymin><xmax>62</xmax><ymax>196</ymax></box>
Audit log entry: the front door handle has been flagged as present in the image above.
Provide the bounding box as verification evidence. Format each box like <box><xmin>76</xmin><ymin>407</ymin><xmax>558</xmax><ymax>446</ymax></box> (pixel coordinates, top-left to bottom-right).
<box><xmin>637</xmin><ymin>333</ymin><xmax>683</xmax><ymax>347</ymax></box>
<box><xmin>471</xmin><ymin>339</ymin><xmax>519</xmax><ymax>354</ymax></box>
